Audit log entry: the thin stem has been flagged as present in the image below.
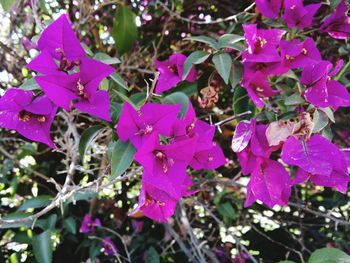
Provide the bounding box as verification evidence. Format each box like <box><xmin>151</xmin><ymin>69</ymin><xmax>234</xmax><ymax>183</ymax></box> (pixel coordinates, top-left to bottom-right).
<box><xmin>215</xmin><ymin>111</ymin><xmax>252</xmax><ymax>127</ymax></box>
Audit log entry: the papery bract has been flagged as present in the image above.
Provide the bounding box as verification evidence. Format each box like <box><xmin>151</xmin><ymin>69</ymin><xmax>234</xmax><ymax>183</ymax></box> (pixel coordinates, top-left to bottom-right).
<box><xmin>0</xmin><ymin>88</ymin><xmax>57</xmax><ymax>148</ymax></box>
<box><xmin>35</xmin><ymin>58</ymin><xmax>114</xmax><ymax>121</ymax></box>
<box><xmin>245</xmin><ymin>159</ymin><xmax>291</xmax><ymax>208</ymax></box>
<box><xmin>155</xmin><ymin>53</ymin><xmax>196</xmax><ymax>93</ymax></box>
<box><xmin>281</xmin><ymin>135</ymin><xmax>339</xmax><ymax>176</ymax></box>
<box><xmin>37</xmin><ymin>14</ymin><xmax>85</xmax><ymax>62</ymax></box>
<box><xmin>301</xmin><ymin>60</ymin><xmax>350</xmax><ymax>109</ymax></box>
<box><xmin>231</xmin><ymin>119</ymin><xmax>255</xmax><ymax>152</ymax></box>
<box><xmin>116</xmin><ymin>102</ymin><xmax>181</xmax><ymax>148</ymax></box>
<box><xmin>280</xmin><ymin>37</ymin><xmax>321</xmax><ymax>69</ymax></box>
<box><xmin>321</xmin><ymin>0</ymin><xmax>350</xmax><ymax>39</ymax></box>
<box><xmin>80</xmin><ymin>214</ymin><xmax>102</xmax><ymax>233</ymax></box>
<box><xmin>101</xmin><ymin>237</ymin><xmax>118</xmax><ymax>256</ymax></box>
<box><xmin>256</xmin><ymin>0</ymin><xmax>282</xmax><ymax>19</ymax></box>
<box><xmin>242</xmin><ymin>70</ymin><xmax>279</xmax><ymax>107</ymax></box>
<box><xmin>129</xmin><ymin>181</ymin><xmax>177</xmax><ymax>222</ymax></box>
<box><xmin>282</xmin><ymin>0</ymin><xmax>321</xmax><ymax>29</ymax></box>
<box><xmin>135</xmin><ymin>132</ymin><xmax>197</xmax><ymax>199</ymax></box>
<box><xmin>242</xmin><ymin>24</ymin><xmax>285</xmax><ymax>63</ymax></box>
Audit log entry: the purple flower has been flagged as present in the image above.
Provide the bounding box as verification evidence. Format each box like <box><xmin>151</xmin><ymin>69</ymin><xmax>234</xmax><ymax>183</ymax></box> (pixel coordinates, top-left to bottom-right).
<box><xmin>35</xmin><ymin>58</ymin><xmax>114</xmax><ymax>121</ymax></box>
<box><xmin>245</xmin><ymin>159</ymin><xmax>291</xmax><ymax>209</ymax></box>
<box><xmin>37</xmin><ymin>14</ymin><xmax>85</xmax><ymax>64</ymax></box>
<box><xmin>80</xmin><ymin>214</ymin><xmax>102</xmax><ymax>233</ymax></box>
<box><xmin>22</xmin><ymin>36</ymin><xmax>37</xmax><ymax>51</ymax></box>
<box><xmin>116</xmin><ymin>102</ymin><xmax>181</xmax><ymax>148</ymax></box>
<box><xmin>282</xmin><ymin>0</ymin><xmax>321</xmax><ymax>29</ymax></box>
<box><xmin>280</xmin><ymin>37</ymin><xmax>321</xmax><ymax>69</ymax></box>
<box><xmin>101</xmin><ymin>237</ymin><xmax>118</xmax><ymax>256</ymax></box>
<box><xmin>288</xmin><ymin>138</ymin><xmax>350</xmax><ymax>194</ymax></box>
<box><xmin>129</xmin><ymin>181</ymin><xmax>177</xmax><ymax>222</ymax></box>
<box><xmin>232</xmin><ymin>119</ymin><xmax>278</xmax><ymax>175</ymax></box>
<box><xmin>134</xmin><ymin>132</ymin><xmax>197</xmax><ymax>200</ymax></box>
<box><xmin>155</xmin><ymin>53</ymin><xmax>197</xmax><ymax>93</ymax></box>
<box><xmin>242</xmin><ymin>24</ymin><xmax>285</xmax><ymax>63</ymax></box>
<box><xmin>321</xmin><ymin>0</ymin><xmax>350</xmax><ymax>39</ymax></box>
<box><xmin>172</xmin><ymin>102</ymin><xmax>226</xmax><ymax>170</ymax></box>
<box><xmin>256</xmin><ymin>0</ymin><xmax>282</xmax><ymax>19</ymax></box>
<box><xmin>0</xmin><ymin>88</ymin><xmax>57</xmax><ymax>148</ymax></box>
<box><xmin>131</xmin><ymin>220</ymin><xmax>144</xmax><ymax>233</ymax></box>
<box><xmin>282</xmin><ymin>135</ymin><xmax>336</xmax><ymax>176</ymax></box>
<box><xmin>242</xmin><ymin>70</ymin><xmax>279</xmax><ymax>107</ymax></box>
<box><xmin>301</xmin><ymin>60</ymin><xmax>350</xmax><ymax>109</ymax></box>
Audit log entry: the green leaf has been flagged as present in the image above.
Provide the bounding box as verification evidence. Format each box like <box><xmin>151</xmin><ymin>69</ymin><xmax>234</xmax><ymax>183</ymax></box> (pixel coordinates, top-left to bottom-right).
<box><xmin>18</xmin><ymin>196</ymin><xmax>52</xmax><ymax>211</ymax></box>
<box><xmin>110</xmin><ymin>72</ymin><xmax>129</xmax><ymax>91</ymax></box>
<box><xmin>212</xmin><ymin>53</ymin><xmax>232</xmax><ymax>84</ymax></box>
<box><xmin>79</xmin><ymin>125</ymin><xmax>105</xmax><ymax>159</ymax></box>
<box><xmin>319</xmin><ymin>107</ymin><xmax>335</xmax><ymax>123</ymax></box>
<box><xmin>113</xmin><ymin>5</ymin><xmax>138</xmax><ymax>54</ymax></box>
<box><xmin>19</xmin><ymin>78</ymin><xmax>41</xmax><ymax>91</ymax></box>
<box><xmin>111</xmin><ymin>89</ymin><xmax>137</xmax><ymax>108</ymax></box>
<box><xmin>233</xmin><ymin>86</ymin><xmax>255</xmax><ymax>119</ymax></box>
<box><xmin>81</xmin><ymin>43</ymin><xmax>93</xmax><ymax>56</ymax></box>
<box><xmin>0</xmin><ymin>212</ymin><xmax>32</xmax><ymax>229</ymax></box>
<box><xmin>185</xmin><ymin>36</ymin><xmax>218</xmax><ymax>49</ymax></box>
<box><xmin>32</xmin><ymin>230</ymin><xmax>52</xmax><ymax>263</ymax></box>
<box><xmin>146</xmin><ymin>247</ymin><xmax>160</xmax><ymax>263</ymax></box>
<box><xmin>0</xmin><ymin>0</ymin><xmax>15</xmax><ymax>11</ymax></box>
<box><xmin>312</xmin><ymin>110</ymin><xmax>329</xmax><ymax>133</ymax></box>
<box><xmin>163</xmin><ymin>92</ymin><xmax>189</xmax><ymax>117</ymax></box>
<box><xmin>111</xmin><ymin>140</ymin><xmax>136</xmax><ymax>179</ymax></box>
<box><xmin>217</xmin><ymin>202</ymin><xmax>236</xmax><ymax>219</ymax></box>
<box><xmin>94</xmin><ymin>52</ymin><xmax>121</xmax><ymax>64</ymax></box>
<box><xmin>308</xmin><ymin>248</ymin><xmax>350</xmax><ymax>263</ymax></box>
<box><xmin>35</xmin><ymin>214</ymin><xmax>57</xmax><ymax>230</ymax></box>
<box><xmin>217</xmin><ymin>34</ymin><xmax>244</xmax><ymax>49</ymax></box>
<box><xmin>182</xmin><ymin>51</ymin><xmax>210</xmax><ymax>80</ymax></box>
<box><xmin>63</xmin><ymin>217</ymin><xmax>77</xmax><ymax>234</ymax></box>
<box><xmin>229</xmin><ymin>61</ymin><xmax>243</xmax><ymax>89</ymax></box>
<box><xmin>285</xmin><ymin>93</ymin><xmax>305</xmax><ymax>106</ymax></box>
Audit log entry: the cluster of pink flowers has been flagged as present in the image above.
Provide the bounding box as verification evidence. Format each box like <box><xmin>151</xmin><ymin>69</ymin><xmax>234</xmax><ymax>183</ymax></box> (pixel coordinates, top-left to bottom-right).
<box><xmin>116</xmin><ymin>101</ymin><xmax>226</xmax><ymax>222</ymax></box>
<box><xmin>233</xmin><ymin>0</ymin><xmax>350</xmax><ymax>208</ymax></box>
<box><xmin>80</xmin><ymin>214</ymin><xmax>118</xmax><ymax>256</ymax></box>
<box><xmin>0</xmin><ymin>14</ymin><xmax>114</xmax><ymax>148</ymax></box>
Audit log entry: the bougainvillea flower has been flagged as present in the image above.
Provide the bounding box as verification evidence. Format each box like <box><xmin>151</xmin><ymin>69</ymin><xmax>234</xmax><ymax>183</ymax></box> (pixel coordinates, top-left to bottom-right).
<box><xmin>155</xmin><ymin>53</ymin><xmax>197</xmax><ymax>93</ymax></box>
<box><xmin>280</xmin><ymin>37</ymin><xmax>321</xmax><ymax>69</ymax></box>
<box><xmin>321</xmin><ymin>0</ymin><xmax>350</xmax><ymax>39</ymax></box>
<box><xmin>101</xmin><ymin>237</ymin><xmax>118</xmax><ymax>256</ymax></box>
<box><xmin>35</xmin><ymin>58</ymin><xmax>114</xmax><ymax>121</ymax></box>
<box><xmin>256</xmin><ymin>0</ymin><xmax>282</xmax><ymax>19</ymax></box>
<box><xmin>292</xmin><ymin>145</ymin><xmax>350</xmax><ymax>194</ymax></box>
<box><xmin>301</xmin><ymin>60</ymin><xmax>350</xmax><ymax>109</ymax></box>
<box><xmin>116</xmin><ymin>102</ymin><xmax>181</xmax><ymax>148</ymax></box>
<box><xmin>242</xmin><ymin>70</ymin><xmax>279</xmax><ymax>107</ymax></box>
<box><xmin>282</xmin><ymin>0</ymin><xmax>321</xmax><ymax>29</ymax></box>
<box><xmin>129</xmin><ymin>182</ymin><xmax>177</xmax><ymax>222</ymax></box>
<box><xmin>135</xmin><ymin>132</ymin><xmax>197</xmax><ymax>199</ymax></box>
<box><xmin>0</xmin><ymin>88</ymin><xmax>57</xmax><ymax>148</ymax></box>
<box><xmin>171</xmin><ymin>102</ymin><xmax>226</xmax><ymax>170</ymax></box>
<box><xmin>27</xmin><ymin>50</ymin><xmax>66</xmax><ymax>75</ymax></box>
<box><xmin>190</xmin><ymin>141</ymin><xmax>226</xmax><ymax>170</ymax></box>
<box><xmin>245</xmin><ymin>159</ymin><xmax>291</xmax><ymax>208</ymax></box>
<box><xmin>281</xmin><ymin>135</ymin><xmax>342</xmax><ymax>176</ymax></box>
<box><xmin>231</xmin><ymin>120</ymin><xmax>255</xmax><ymax>153</ymax></box>
<box><xmin>232</xmin><ymin>119</ymin><xmax>278</xmax><ymax>175</ymax></box>
<box><xmin>243</xmin><ymin>61</ymin><xmax>289</xmax><ymax>76</ymax></box>
<box><xmin>242</xmin><ymin>24</ymin><xmax>285</xmax><ymax>63</ymax></box>
<box><xmin>37</xmin><ymin>14</ymin><xmax>85</xmax><ymax>63</ymax></box>
<box><xmin>79</xmin><ymin>214</ymin><xmax>102</xmax><ymax>233</ymax></box>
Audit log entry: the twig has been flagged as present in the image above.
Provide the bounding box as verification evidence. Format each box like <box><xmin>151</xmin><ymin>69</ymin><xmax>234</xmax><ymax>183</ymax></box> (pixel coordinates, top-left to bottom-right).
<box><xmin>158</xmin><ymin>2</ymin><xmax>255</xmax><ymax>25</ymax></box>
<box><xmin>214</xmin><ymin>111</ymin><xmax>252</xmax><ymax>127</ymax></box>
<box><xmin>146</xmin><ymin>72</ymin><xmax>160</xmax><ymax>103</ymax></box>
